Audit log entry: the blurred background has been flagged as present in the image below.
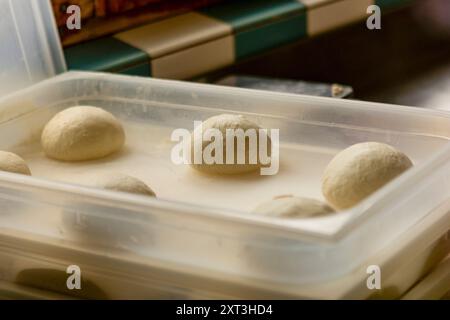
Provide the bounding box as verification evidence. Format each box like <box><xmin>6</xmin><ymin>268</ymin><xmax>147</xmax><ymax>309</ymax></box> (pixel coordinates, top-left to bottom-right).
<box><xmin>58</xmin><ymin>0</ymin><xmax>450</xmax><ymax>109</ymax></box>
<box><xmin>223</xmin><ymin>0</ymin><xmax>450</xmax><ymax>109</ymax></box>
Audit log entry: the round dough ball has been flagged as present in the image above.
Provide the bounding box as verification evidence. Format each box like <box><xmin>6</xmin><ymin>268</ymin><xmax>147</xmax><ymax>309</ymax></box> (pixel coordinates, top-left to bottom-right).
<box><xmin>190</xmin><ymin>114</ymin><xmax>271</xmax><ymax>174</ymax></box>
<box><xmin>41</xmin><ymin>106</ymin><xmax>125</xmax><ymax>161</ymax></box>
<box><xmin>97</xmin><ymin>173</ymin><xmax>156</xmax><ymax>197</ymax></box>
<box><xmin>322</xmin><ymin>142</ymin><xmax>413</xmax><ymax>210</ymax></box>
<box><xmin>0</xmin><ymin>151</ymin><xmax>31</xmax><ymax>175</ymax></box>
<box><xmin>253</xmin><ymin>195</ymin><xmax>334</xmax><ymax>218</ymax></box>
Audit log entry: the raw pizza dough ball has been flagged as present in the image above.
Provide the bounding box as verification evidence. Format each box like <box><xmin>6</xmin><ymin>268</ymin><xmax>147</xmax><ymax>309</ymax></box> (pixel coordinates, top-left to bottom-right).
<box><xmin>41</xmin><ymin>106</ymin><xmax>125</xmax><ymax>161</ymax></box>
<box><xmin>322</xmin><ymin>142</ymin><xmax>413</xmax><ymax>210</ymax></box>
<box><xmin>61</xmin><ymin>174</ymin><xmax>155</xmax><ymax>249</ymax></box>
<box><xmin>190</xmin><ymin>114</ymin><xmax>271</xmax><ymax>174</ymax></box>
<box><xmin>0</xmin><ymin>151</ymin><xmax>31</xmax><ymax>175</ymax></box>
<box><xmin>253</xmin><ymin>195</ymin><xmax>334</xmax><ymax>218</ymax></box>
<box><xmin>97</xmin><ymin>173</ymin><xmax>156</xmax><ymax>197</ymax></box>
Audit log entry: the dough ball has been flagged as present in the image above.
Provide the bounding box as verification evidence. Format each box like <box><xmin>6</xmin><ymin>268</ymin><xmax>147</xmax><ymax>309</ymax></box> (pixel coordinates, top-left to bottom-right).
<box><xmin>322</xmin><ymin>142</ymin><xmax>413</xmax><ymax>210</ymax></box>
<box><xmin>0</xmin><ymin>151</ymin><xmax>31</xmax><ymax>175</ymax></box>
<box><xmin>97</xmin><ymin>173</ymin><xmax>156</xmax><ymax>197</ymax></box>
<box><xmin>41</xmin><ymin>106</ymin><xmax>125</xmax><ymax>161</ymax></box>
<box><xmin>61</xmin><ymin>174</ymin><xmax>155</xmax><ymax>250</ymax></box>
<box><xmin>190</xmin><ymin>114</ymin><xmax>271</xmax><ymax>174</ymax></box>
<box><xmin>253</xmin><ymin>195</ymin><xmax>334</xmax><ymax>218</ymax></box>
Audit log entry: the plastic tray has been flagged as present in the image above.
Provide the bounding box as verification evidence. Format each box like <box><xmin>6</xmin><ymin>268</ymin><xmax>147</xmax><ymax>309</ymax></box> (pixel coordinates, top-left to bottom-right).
<box><xmin>402</xmin><ymin>253</ymin><xmax>450</xmax><ymax>300</ymax></box>
<box><xmin>0</xmin><ymin>72</ymin><xmax>449</xmax><ymax>297</ymax></box>
<box><xmin>1</xmin><ymin>195</ymin><xmax>448</xmax><ymax>299</ymax></box>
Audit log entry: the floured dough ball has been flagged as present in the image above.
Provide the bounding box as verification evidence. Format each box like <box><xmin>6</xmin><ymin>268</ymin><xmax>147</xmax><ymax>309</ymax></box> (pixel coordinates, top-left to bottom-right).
<box><xmin>97</xmin><ymin>173</ymin><xmax>156</xmax><ymax>197</ymax></box>
<box><xmin>0</xmin><ymin>151</ymin><xmax>31</xmax><ymax>175</ymax></box>
<box><xmin>41</xmin><ymin>106</ymin><xmax>125</xmax><ymax>161</ymax></box>
<box><xmin>322</xmin><ymin>142</ymin><xmax>413</xmax><ymax>210</ymax></box>
<box><xmin>61</xmin><ymin>174</ymin><xmax>155</xmax><ymax>249</ymax></box>
<box><xmin>253</xmin><ymin>195</ymin><xmax>334</xmax><ymax>218</ymax></box>
<box><xmin>190</xmin><ymin>114</ymin><xmax>271</xmax><ymax>174</ymax></box>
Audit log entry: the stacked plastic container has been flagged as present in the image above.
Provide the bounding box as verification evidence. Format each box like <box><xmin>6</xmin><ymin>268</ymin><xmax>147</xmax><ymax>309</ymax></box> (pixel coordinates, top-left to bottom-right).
<box><xmin>0</xmin><ymin>0</ymin><xmax>448</xmax><ymax>299</ymax></box>
<box><xmin>403</xmin><ymin>254</ymin><xmax>450</xmax><ymax>300</ymax></box>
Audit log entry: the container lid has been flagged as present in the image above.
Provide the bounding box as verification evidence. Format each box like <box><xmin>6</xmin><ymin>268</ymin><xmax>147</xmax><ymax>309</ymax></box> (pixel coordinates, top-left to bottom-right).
<box><xmin>0</xmin><ymin>0</ymin><xmax>66</xmax><ymax>99</ymax></box>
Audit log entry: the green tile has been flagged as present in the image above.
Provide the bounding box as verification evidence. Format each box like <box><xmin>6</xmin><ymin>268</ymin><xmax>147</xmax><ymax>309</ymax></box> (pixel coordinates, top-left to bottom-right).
<box><xmin>201</xmin><ymin>0</ymin><xmax>305</xmax><ymax>31</ymax></box>
<box><xmin>201</xmin><ymin>0</ymin><xmax>306</xmax><ymax>60</ymax></box>
<box><xmin>235</xmin><ymin>13</ymin><xmax>306</xmax><ymax>59</ymax></box>
<box><xmin>376</xmin><ymin>0</ymin><xmax>415</xmax><ymax>9</ymax></box>
<box><xmin>119</xmin><ymin>63</ymin><xmax>151</xmax><ymax>76</ymax></box>
<box><xmin>64</xmin><ymin>37</ymin><xmax>150</xmax><ymax>73</ymax></box>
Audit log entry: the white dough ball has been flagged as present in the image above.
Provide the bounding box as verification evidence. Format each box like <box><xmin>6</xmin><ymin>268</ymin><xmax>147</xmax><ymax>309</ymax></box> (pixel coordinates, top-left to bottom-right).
<box><xmin>253</xmin><ymin>195</ymin><xmax>334</xmax><ymax>218</ymax></box>
<box><xmin>97</xmin><ymin>173</ymin><xmax>156</xmax><ymax>197</ymax></box>
<box><xmin>0</xmin><ymin>151</ymin><xmax>31</xmax><ymax>175</ymax></box>
<box><xmin>190</xmin><ymin>114</ymin><xmax>271</xmax><ymax>174</ymax></box>
<box><xmin>41</xmin><ymin>106</ymin><xmax>125</xmax><ymax>161</ymax></box>
<box><xmin>322</xmin><ymin>142</ymin><xmax>413</xmax><ymax>210</ymax></box>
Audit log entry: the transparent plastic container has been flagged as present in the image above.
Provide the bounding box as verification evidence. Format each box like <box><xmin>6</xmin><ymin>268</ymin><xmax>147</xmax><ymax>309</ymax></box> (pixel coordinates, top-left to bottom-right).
<box><xmin>0</xmin><ymin>0</ymin><xmax>65</xmax><ymax>98</ymax></box>
<box><xmin>0</xmin><ymin>72</ymin><xmax>449</xmax><ymax>299</ymax></box>
<box><xmin>0</xmin><ymin>0</ymin><xmax>448</xmax><ymax>299</ymax></box>
<box><xmin>402</xmin><ymin>254</ymin><xmax>450</xmax><ymax>300</ymax></box>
